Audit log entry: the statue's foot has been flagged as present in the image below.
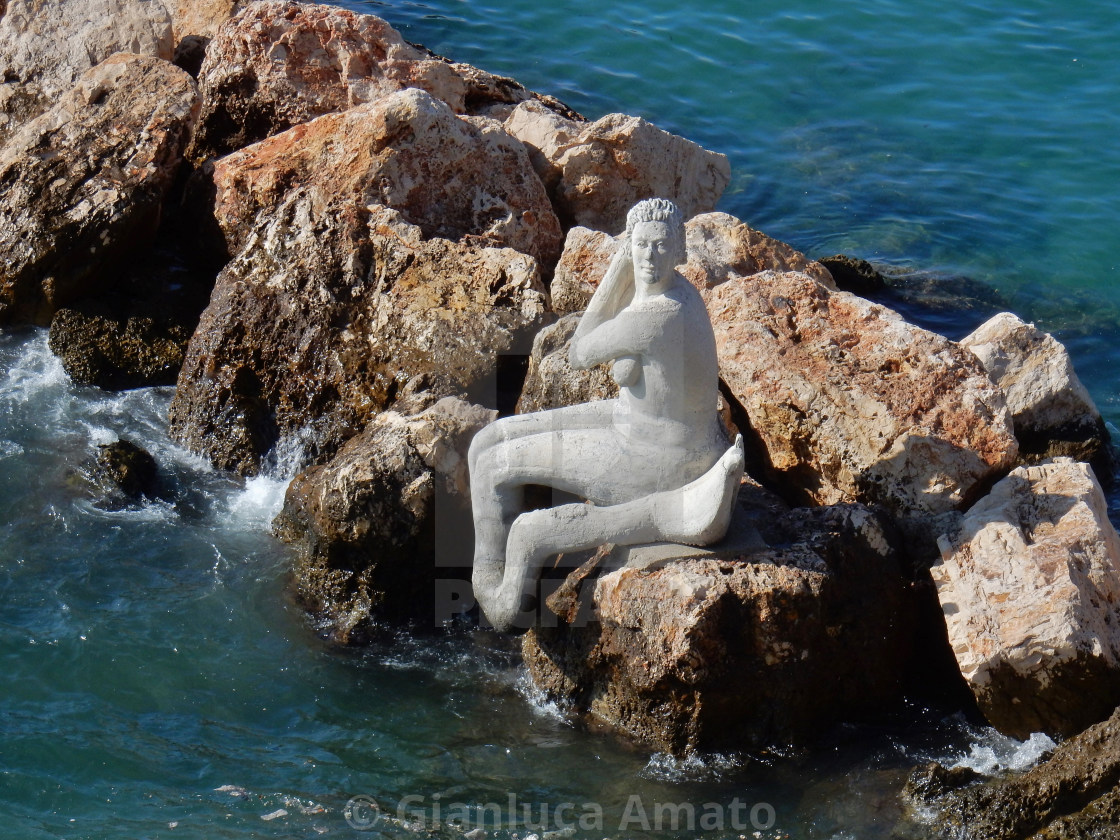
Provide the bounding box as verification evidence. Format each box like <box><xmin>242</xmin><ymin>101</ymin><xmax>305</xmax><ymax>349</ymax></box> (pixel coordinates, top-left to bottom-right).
<box><xmin>654</xmin><ymin>434</ymin><xmax>745</xmax><ymax>546</ymax></box>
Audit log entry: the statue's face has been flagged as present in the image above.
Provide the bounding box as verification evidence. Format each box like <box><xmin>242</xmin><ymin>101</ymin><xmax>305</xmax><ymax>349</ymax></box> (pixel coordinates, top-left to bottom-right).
<box><xmin>630</xmin><ymin>220</ymin><xmax>675</xmax><ymax>287</ymax></box>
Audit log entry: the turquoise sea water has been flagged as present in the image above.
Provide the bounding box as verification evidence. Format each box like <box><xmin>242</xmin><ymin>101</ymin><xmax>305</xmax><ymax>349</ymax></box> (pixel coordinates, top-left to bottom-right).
<box><xmin>1</xmin><ymin>1</ymin><xmax>1118</xmax><ymax>837</ymax></box>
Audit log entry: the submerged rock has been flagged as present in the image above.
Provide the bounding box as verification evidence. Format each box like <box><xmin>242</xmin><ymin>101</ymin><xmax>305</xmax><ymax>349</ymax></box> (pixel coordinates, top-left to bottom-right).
<box><xmin>274</xmin><ymin>396</ymin><xmax>493</xmax><ymax>642</ymax></box>
<box><xmin>0</xmin><ymin>0</ymin><xmax>174</xmax><ymax>143</ymax></box>
<box><xmin>960</xmin><ymin>311</ymin><xmax>1110</xmax><ymax>467</ymax></box>
<box><xmin>932</xmin><ymin>458</ymin><xmax>1120</xmax><ymax>739</ymax></box>
<box><xmin>190</xmin><ymin>0</ymin><xmax>575</xmax><ymax>159</ymax></box>
<box><xmin>523</xmin><ymin>485</ymin><xmax>912</xmax><ymax>756</ymax></box>
<box><xmin>909</xmin><ymin>705</ymin><xmax>1120</xmax><ymax>840</ymax></box>
<box><xmin>818</xmin><ymin>254</ymin><xmax>887</xmax><ymax>296</ymax></box>
<box><xmin>0</xmin><ymin>54</ymin><xmax>199</xmax><ymax>325</ymax></box>
<box><xmin>504</xmin><ymin>100</ymin><xmax>731</xmax><ymax>234</ymax></box>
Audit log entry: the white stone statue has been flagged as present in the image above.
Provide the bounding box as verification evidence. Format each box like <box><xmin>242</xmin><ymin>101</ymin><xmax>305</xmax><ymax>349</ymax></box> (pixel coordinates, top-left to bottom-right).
<box><xmin>469</xmin><ymin>198</ymin><xmax>744</xmax><ymax>631</ymax></box>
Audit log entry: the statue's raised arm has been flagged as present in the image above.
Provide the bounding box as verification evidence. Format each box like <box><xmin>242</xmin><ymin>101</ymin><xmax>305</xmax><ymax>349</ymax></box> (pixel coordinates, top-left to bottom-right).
<box><xmin>468</xmin><ymin>198</ymin><xmax>745</xmax><ymax>632</ymax></box>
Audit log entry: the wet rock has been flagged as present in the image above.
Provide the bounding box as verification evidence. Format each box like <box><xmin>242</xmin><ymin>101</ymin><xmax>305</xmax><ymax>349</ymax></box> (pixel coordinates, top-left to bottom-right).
<box><xmin>504</xmin><ymin>100</ymin><xmax>731</xmax><ymax>234</ymax></box>
<box><xmin>818</xmin><ymin>254</ymin><xmax>887</xmax><ymax>295</ymax></box>
<box><xmin>189</xmin><ymin>1</ymin><xmax>574</xmax><ymax>160</ymax></box>
<box><xmin>515</xmin><ymin>314</ymin><xmax>617</xmax><ymax>414</ymax></box>
<box><xmin>0</xmin><ymin>0</ymin><xmax>173</xmax><ymax>143</ymax></box>
<box><xmin>914</xmin><ymin>705</ymin><xmax>1120</xmax><ymax>840</ymax></box>
<box><xmin>94</xmin><ymin>439</ymin><xmax>161</xmax><ymax>502</ymax></box>
<box><xmin>710</xmin><ymin>269</ymin><xmax>1018</xmax><ymax>518</ymax></box>
<box><xmin>0</xmin><ymin>54</ymin><xmax>200</xmax><ymax>325</ymax></box>
<box><xmin>931</xmin><ymin>458</ymin><xmax>1120</xmax><ymax>739</ymax></box>
<box><xmin>523</xmin><ymin>486</ymin><xmax>912</xmax><ymax>756</ymax></box>
<box><xmin>170</xmin><ymin>192</ymin><xmax>549</xmax><ymax>475</ymax></box>
<box><xmin>902</xmin><ymin>762</ymin><xmax>981</xmax><ymax>803</ymax></box>
<box><xmin>49</xmin><ymin>307</ymin><xmax>191</xmax><ymax>389</ymax></box>
<box><xmin>274</xmin><ymin>397</ymin><xmax>493</xmax><ymax>642</ymax></box>
<box><xmin>960</xmin><ymin>312</ymin><xmax>1110</xmax><ymax>466</ymax></box>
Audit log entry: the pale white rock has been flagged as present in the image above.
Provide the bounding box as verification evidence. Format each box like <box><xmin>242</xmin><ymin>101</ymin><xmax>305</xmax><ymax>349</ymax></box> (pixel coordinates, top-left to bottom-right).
<box><xmin>933</xmin><ymin>457</ymin><xmax>1120</xmax><ymax>738</ymax></box>
<box><xmin>960</xmin><ymin>311</ymin><xmax>1107</xmax><ymax>453</ymax></box>
<box><xmin>504</xmin><ymin>101</ymin><xmax>730</xmax><ymax>234</ymax></box>
<box><xmin>0</xmin><ymin>0</ymin><xmax>173</xmax><ymax>142</ymax></box>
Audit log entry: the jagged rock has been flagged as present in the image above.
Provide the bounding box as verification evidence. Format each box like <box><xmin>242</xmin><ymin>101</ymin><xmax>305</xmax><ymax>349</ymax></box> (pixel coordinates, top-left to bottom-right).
<box><xmin>0</xmin><ymin>54</ymin><xmax>199</xmax><ymax>325</ymax></box>
<box><xmin>504</xmin><ymin>100</ymin><xmax>731</xmax><ymax>233</ymax></box>
<box><xmin>711</xmin><ymin>270</ymin><xmax>1018</xmax><ymax>517</ymax></box>
<box><xmin>550</xmin><ymin>212</ymin><xmax>832</xmax><ymax>314</ymax></box>
<box><xmin>48</xmin><ymin>307</ymin><xmax>191</xmax><ymax>390</ymax></box>
<box><xmin>274</xmin><ymin>396</ymin><xmax>493</xmax><ymax>642</ymax></box>
<box><xmin>932</xmin><ymin>458</ymin><xmax>1120</xmax><ymax>739</ymax></box>
<box><xmin>189</xmin><ymin>1</ymin><xmax>576</xmax><ymax>159</ymax></box>
<box><xmin>95</xmin><ymin>439</ymin><xmax>160</xmax><ymax>501</ymax></box>
<box><xmin>523</xmin><ymin>486</ymin><xmax>911</xmax><ymax>756</ymax></box>
<box><xmin>0</xmin><ymin>0</ymin><xmax>173</xmax><ymax>143</ymax></box>
<box><xmin>960</xmin><ymin>312</ymin><xmax>1110</xmax><ymax>465</ymax></box>
<box><xmin>912</xmin><ymin>705</ymin><xmax>1120</xmax><ymax>840</ymax></box>
<box><xmin>515</xmin><ymin>314</ymin><xmax>617</xmax><ymax>414</ymax></box>
<box><xmin>168</xmin><ymin>0</ymin><xmax>243</xmax><ymax>41</ymax></box>
<box><xmin>204</xmin><ymin>87</ymin><xmax>561</xmax><ymax>267</ymax></box>
<box><xmin>818</xmin><ymin>254</ymin><xmax>887</xmax><ymax>295</ymax></box>
<box><xmin>170</xmin><ymin>191</ymin><xmax>549</xmax><ymax>474</ymax></box>
<box><xmin>549</xmin><ymin>219</ymin><xmax>1016</xmax><ymax>518</ymax></box>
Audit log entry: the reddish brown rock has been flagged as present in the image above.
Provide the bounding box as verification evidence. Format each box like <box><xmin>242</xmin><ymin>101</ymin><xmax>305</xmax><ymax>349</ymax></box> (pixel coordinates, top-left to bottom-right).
<box><xmin>710</xmin><ymin>270</ymin><xmax>1018</xmax><ymax>516</ymax></box>
<box><xmin>524</xmin><ymin>490</ymin><xmax>911</xmax><ymax>755</ymax></box>
<box><xmin>206</xmin><ymin>88</ymin><xmax>562</xmax><ymax>267</ymax></box>
<box><xmin>0</xmin><ymin>54</ymin><xmax>199</xmax><ymax>325</ymax></box>
<box><xmin>505</xmin><ymin>100</ymin><xmax>731</xmax><ymax>234</ymax></box>
<box><xmin>0</xmin><ymin>0</ymin><xmax>174</xmax><ymax>143</ymax></box>
<box><xmin>190</xmin><ymin>1</ymin><xmax>577</xmax><ymax>159</ymax></box>
<box><xmin>169</xmin><ymin>0</ymin><xmax>244</xmax><ymax>41</ymax></box>
<box><xmin>275</xmin><ymin>396</ymin><xmax>493</xmax><ymax>642</ymax></box>
<box><xmin>932</xmin><ymin>458</ymin><xmax>1120</xmax><ymax>739</ymax></box>
<box><xmin>169</xmin><ymin>196</ymin><xmax>548</xmax><ymax>474</ymax></box>
<box><xmin>549</xmin><ymin>212</ymin><xmax>833</xmax><ymax>314</ymax></box>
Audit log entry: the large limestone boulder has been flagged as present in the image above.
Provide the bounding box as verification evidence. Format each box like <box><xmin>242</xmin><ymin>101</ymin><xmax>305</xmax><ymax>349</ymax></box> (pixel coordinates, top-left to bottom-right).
<box><xmin>711</xmin><ymin>269</ymin><xmax>1018</xmax><ymax>516</ymax></box>
<box><xmin>0</xmin><ymin>0</ymin><xmax>174</xmax><ymax>143</ymax></box>
<box><xmin>0</xmin><ymin>53</ymin><xmax>199</xmax><ymax>325</ymax></box>
<box><xmin>931</xmin><ymin>458</ymin><xmax>1120</xmax><ymax>739</ymax></box>
<box><xmin>960</xmin><ymin>311</ymin><xmax>1109</xmax><ymax>464</ymax></box>
<box><xmin>168</xmin><ymin>0</ymin><xmax>243</xmax><ymax>41</ymax></box>
<box><xmin>274</xmin><ymin>396</ymin><xmax>493</xmax><ymax>643</ymax></box>
<box><xmin>190</xmin><ymin>1</ymin><xmax>576</xmax><ymax>159</ymax></box>
<box><xmin>204</xmin><ymin>87</ymin><xmax>562</xmax><ymax>267</ymax></box>
<box><xmin>524</xmin><ymin>489</ymin><xmax>912</xmax><ymax>756</ymax></box>
<box><xmin>548</xmin><ymin>215</ymin><xmax>1016</xmax><ymax>517</ymax></box>
<box><xmin>504</xmin><ymin>99</ymin><xmax>731</xmax><ymax>234</ymax></box>
<box><xmin>907</xmin><ymin>705</ymin><xmax>1120</xmax><ymax>840</ymax></box>
<box><xmin>169</xmin><ymin>92</ymin><xmax>555</xmax><ymax>474</ymax></box>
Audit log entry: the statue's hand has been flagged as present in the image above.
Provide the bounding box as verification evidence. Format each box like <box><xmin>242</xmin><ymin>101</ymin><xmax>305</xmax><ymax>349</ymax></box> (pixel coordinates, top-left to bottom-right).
<box><xmin>611</xmin><ymin>356</ymin><xmax>640</xmax><ymax>387</ymax></box>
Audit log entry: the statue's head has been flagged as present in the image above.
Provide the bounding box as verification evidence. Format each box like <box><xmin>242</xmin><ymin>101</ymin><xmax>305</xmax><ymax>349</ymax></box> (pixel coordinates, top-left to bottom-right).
<box><xmin>624</xmin><ymin>198</ymin><xmax>687</xmax><ymax>267</ymax></box>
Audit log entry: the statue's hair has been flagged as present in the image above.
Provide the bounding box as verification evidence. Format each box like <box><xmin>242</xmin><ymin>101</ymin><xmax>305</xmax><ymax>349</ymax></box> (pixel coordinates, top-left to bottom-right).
<box><xmin>624</xmin><ymin>198</ymin><xmax>687</xmax><ymax>266</ymax></box>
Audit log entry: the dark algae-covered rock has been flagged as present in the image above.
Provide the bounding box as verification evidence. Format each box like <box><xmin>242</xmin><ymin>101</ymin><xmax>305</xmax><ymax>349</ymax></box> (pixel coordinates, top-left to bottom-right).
<box><xmin>907</xmin><ymin>705</ymin><xmax>1120</xmax><ymax>840</ymax></box>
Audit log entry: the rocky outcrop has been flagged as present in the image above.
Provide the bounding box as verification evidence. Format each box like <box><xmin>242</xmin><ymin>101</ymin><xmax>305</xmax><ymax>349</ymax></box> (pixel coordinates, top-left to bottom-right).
<box><xmin>515</xmin><ymin>314</ymin><xmax>617</xmax><ymax>414</ymax></box>
<box><xmin>170</xmin><ymin>159</ymin><xmax>550</xmax><ymax>474</ymax></box>
<box><xmin>960</xmin><ymin>312</ymin><xmax>1110</xmax><ymax>465</ymax></box>
<box><xmin>170</xmin><ymin>90</ymin><xmax>555</xmax><ymax>473</ymax></box>
<box><xmin>0</xmin><ymin>0</ymin><xmax>174</xmax><ymax>143</ymax></box>
<box><xmin>48</xmin><ymin>307</ymin><xmax>192</xmax><ymax>389</ymax></box>
<box><xmin>504</xmin><ymin>100</ymin><xmax>731</xmax><ymax>234</ymax></box>
<box><xmin>908</xmin><ymin>705</ymin><xmax>1120</xmax><ymax>840</ymax></box>
<box><xmin>0</xmin><ymin>54</ymin><xmax>199</xmax><ymax>325</ymax></box>
<box><xmin>931</xmin><ymin>458</ymin><xmax>1120</xmax><ymax>739</ymax></box>
<box><xmin>711</xmin><ymin>270</ymin><xmax>1018</xmax><ymax>517</ymax></box>
<box><xmin>548</xmin><ymin>218</ymin><xmax>1017</xmax><ymax>518</ymax></box>
<box><xmin>274</xmin><ymin>396</ymin><xmax>493</xmax><ymax>642</ymax></box>
<box><xmin>169</xmin><ymin>0</ymin><xmax>243</xmax><ymax>41</ymax></box>
<box><xmin>190</xmin><ymin>1</ymin><xmax>576</xmax><ymax>159</ymax></box>
<box><xmin>524</xmin><ymin>486</ymin><xmax>912</xmax><ymax>755</ymax></box>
